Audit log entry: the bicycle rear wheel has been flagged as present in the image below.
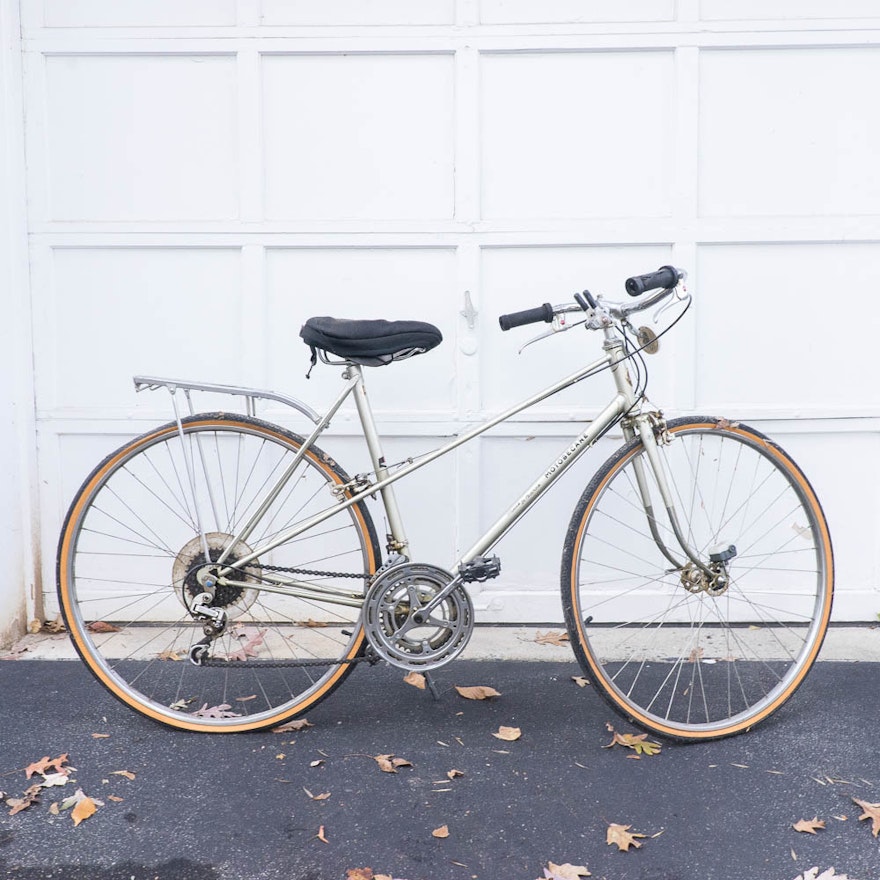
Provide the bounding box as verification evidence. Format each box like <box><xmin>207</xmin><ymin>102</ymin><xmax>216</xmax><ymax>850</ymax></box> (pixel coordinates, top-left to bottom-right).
<box><xmin>562</xmin><ymin>417</ymin><xmax>833</xmax><ymax>741</ymax></box>
<box><xmin>57</xmin><ymin>413</ymin><xmax>380</xmax><ymax>732</ymax></box>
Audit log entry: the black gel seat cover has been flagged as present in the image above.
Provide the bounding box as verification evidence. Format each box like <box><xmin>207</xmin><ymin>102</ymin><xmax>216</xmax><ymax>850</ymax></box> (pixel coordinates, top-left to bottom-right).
<box><xmin>300</xmin><ymin>316</ymin><xmax>442</xmax><ymax>363</ymax></box>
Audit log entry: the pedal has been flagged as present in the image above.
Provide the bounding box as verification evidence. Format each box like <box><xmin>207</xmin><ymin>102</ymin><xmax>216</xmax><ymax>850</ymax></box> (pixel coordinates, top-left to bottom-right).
<box><xmin>459</xmin><ymin>556</ymin><xmax>501</xmax><ymax>583</ymax></box>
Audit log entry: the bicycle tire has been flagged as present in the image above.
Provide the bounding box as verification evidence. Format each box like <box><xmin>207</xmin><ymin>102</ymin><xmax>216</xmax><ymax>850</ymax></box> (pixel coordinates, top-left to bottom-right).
<box><xmin>57</xmin><ymin>413</ymin><xmax>381</xmax><ymax>733</ymax></box>
<box><xmin>562</xmin><ymin>416</ymin><xmax>833</xmax><ymax>741</ymax></box>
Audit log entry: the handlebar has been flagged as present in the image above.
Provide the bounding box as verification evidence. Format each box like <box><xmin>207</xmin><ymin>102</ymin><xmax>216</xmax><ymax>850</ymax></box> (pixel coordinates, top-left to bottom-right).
<box><xmin>498</xmin><ymin>267</ymin><xmax>687</xmax><ymax>333</ymax></box>
<box><xmin>624</xmin><ymin>265</ymin><xmax>683</xmax><ymax>297</ymax></box>
<box><xmin>498</xmin><ymin>302</ymin><xmax>554</xmax><ymax>331</ymax></box>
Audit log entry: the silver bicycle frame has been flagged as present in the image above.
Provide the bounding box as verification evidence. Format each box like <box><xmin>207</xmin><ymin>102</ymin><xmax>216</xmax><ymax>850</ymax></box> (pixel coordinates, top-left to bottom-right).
<box><xmin>139</xmin><ymin>325</ymin><xmax>684</xmax><ymax>607</ymax></box>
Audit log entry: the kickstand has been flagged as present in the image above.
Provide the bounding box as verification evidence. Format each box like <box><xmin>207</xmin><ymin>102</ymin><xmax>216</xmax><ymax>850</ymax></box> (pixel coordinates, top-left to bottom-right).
<box><xmin>424</xmin><ymin>671</ymin><xmax>442</xmax><ymax>702</ymax></box>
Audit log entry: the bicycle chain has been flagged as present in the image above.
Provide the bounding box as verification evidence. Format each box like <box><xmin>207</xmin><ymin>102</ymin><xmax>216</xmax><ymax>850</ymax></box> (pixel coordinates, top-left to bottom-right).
<box><xmin>244</xmin><ymin>563</ymin><xmax>371</xmax><ymax>581</ymax></box>
<box><xmin>201</xmin><ymin>653</ymin><xmax>377</xmax><ymax>669</ymax></box>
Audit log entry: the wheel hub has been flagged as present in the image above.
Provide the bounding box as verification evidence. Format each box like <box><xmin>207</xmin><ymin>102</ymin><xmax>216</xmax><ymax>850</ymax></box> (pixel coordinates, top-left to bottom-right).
<box><xmin>172</xmin><ymin>533</ymin><xmax>260</xmax><ymax>619</ymax></box>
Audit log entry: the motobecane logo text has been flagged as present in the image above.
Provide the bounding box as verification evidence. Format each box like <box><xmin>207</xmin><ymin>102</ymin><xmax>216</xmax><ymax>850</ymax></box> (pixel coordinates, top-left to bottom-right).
<box><xmin>513</xmin><ymin>433</ymin><xmax>592</xmax><ymax>511</ymax></box>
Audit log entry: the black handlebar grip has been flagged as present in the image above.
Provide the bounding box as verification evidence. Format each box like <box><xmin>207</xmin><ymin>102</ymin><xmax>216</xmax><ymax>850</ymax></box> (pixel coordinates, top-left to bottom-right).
<box><xmin>498</xmin><ymin>302</ymin><xmax>554</xmax><ymax>331</ymax></box>
<box><xmin>625</xmin><ymin>265</ymin><xmax>682</xmax><ymax>297</ymax></box>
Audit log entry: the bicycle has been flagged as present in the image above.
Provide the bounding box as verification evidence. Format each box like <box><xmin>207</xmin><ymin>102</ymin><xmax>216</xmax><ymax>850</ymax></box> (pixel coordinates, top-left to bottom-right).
<box><xmin>56</xmin><ymin>266</ymin><xmax>834</xmax><ymax>740</ymax></box>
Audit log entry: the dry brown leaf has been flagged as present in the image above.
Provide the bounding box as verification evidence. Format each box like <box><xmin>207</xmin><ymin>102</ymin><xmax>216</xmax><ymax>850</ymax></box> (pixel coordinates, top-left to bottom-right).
<box><xmin>271</xmin><ymin>719</ymin><xmax>313</xmax><ymax>733</ymax></box>
<box><xmin>792</xmin><ymin>817</ymin><xmax>825</xmax><ymax>834</ymax></box>
<box><xmin>432</xmin><ymin>824</ymin><xmax>450</xmax><ymax>839</ymax></box>
<box><xmin>296</xmin><ymin>619</ymin><xmax>330</xmax><ymax>628</ymax></box>
<box><xmin>42</xmin><ymin>617</ymin><xmax>66</xmax><ymax>634</ymax></box>
<box><xmin>91</xmin><ymin>733</ymin><xmax>110</xmax><ymax>739</ymax></box>
<box><xmin>6</xmin><ymin>784</ymin><xmax>41</xmax><ymax>816</ymax></box>
<box><xmin>534</xmin><ymin>630</ymin><xmax>570</xmax><ymax>647</ymax></box>
<box><xmin>792</xmin><ymin>870</ymin><xmax>852</xmax><ymax>880</ymax></box>
<box><xmin>447</xmin><ymin>769</ymin><xmax>465</xmax><ymax>780</ymax></box>
<box><xmin>49</xmin><ymin>802</ymin><xmax>60</xmax><ymax>815</ymax></box>
<box><xmin>192</xmin><ymin>703</ymin><xmax>241</xmax><ymax>719</ymax></box>
<box><xmin>374</xmin><ymin>754</ymin><xmax>412</xmax><ymax>773</ymax></box>
<box><xmin>158</xmin><ymin>649</ymin><xmax>181</xmax><ymax>661</ymax></box>
<box><xmin>606</xmin><ymin>823</ymin><xmax>646</xmax><ymax>852</ymax></box>
<box><xmin>71</xmin><ymin>796</ymin><xmax>98</xmax><ymax>826</ymax></box>
<box><xmin>571</xmin><ymin>676</ymin><xmax>590</xmax><ymax>688</ymax></box>
<box><xmin>25</xmin><ymin>754</ymin><xmax>70</xmax><ymax>779</ymax></box>
<box><xmin>345</xmin><ymin>870</ymin><xmax>374</xmax><ymax>880</ymax></box>
<box><xmin>303</xmin><ymin>787</ymin><xmax>331</xmax><ymax>801</ymax></box>
<box><xmin>110</xmin><ymin>770</ymin><xmax>135</xmax><ymax>781</ymax></box>
<box><xmin>455</xmin><ymin>685</ymin><xmax>501</xmax><ymax>700</ymax></box>
<box><xmin>492</xmin><ymin>726</ymin><xmax>521</xmax><ymax>742</ymax></box>
<box><xmin>545</xmin><ymin>862</ymin><xmax>591</xmax><ymax>879</ymax></box>
<box><xmin>404</xmin><ymin>672</ymin><xmax>427</xmax><ymax>690</ymax></box>
<box><xmin>604</xmin><ymin>725</ymin><xmax>661</xmax><ymax>756</ymax></box>
<box><xmin>852</xmin><ymin>797</ymin><xmax>880</xmax><ymax>836</ymax></box>
<box><xmin>87</xmin><ymin>621</ymin><xmax>120</xmax><ymax>633</ymax></box>
<box><xmin>227</xmin><ymin>628</ymin><xmax>267</xmax><ymax>662</ymax></box>
<box><xmin>316</xmin><ymin>825</ymin><xmax>329</xmax><ymax>844</ymax></box>
<box><xmin>27</xmin><ymin>619</ymin><xmax>42</xmax><ymax>634</ymax></box>
<box><xmin>107</xmin><ymin>795</ymin><xmax>124</xmax><ymax>803</ymax></box>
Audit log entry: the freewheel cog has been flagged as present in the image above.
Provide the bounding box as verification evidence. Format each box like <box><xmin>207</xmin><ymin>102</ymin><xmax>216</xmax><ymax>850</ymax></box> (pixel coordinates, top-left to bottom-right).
<box><xmin>363</xmin><ymin>563</ymin><xmax>474</xmax><ymax>671</ymax></box>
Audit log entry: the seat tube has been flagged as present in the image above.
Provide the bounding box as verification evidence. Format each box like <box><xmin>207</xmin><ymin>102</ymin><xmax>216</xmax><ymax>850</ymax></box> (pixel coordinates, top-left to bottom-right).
<box><xmin>348</xmin><ymin>364</ymin><xmax>411</xmax><ymax>557</ymax></box>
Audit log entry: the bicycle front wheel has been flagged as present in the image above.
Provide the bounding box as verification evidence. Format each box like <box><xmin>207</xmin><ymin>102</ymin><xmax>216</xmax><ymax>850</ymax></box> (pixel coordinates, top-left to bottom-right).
<box><xmin>562</xmin><ymin>417</ymin><xmax>833</xmax><ymax>741</ymax></box>
<box><xmin>57</xmin><ymin>413</ymin><xmax>381</xmax><ymax>732</ymax></box>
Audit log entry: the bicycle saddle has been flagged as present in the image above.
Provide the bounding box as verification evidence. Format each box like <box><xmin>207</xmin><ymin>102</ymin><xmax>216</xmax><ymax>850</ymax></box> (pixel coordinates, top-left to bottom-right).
<box><xmin>300</xmin><ymin>316</ymin><xmax>442</xmax><ymax>367</ymax></box>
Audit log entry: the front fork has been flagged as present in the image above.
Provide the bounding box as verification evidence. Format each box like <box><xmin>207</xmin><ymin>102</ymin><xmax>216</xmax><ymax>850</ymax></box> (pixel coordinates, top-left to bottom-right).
<box><xmin>606</xmin><ymin>332</ymin><xmax>733</xmax><ymax>592</ymax></box>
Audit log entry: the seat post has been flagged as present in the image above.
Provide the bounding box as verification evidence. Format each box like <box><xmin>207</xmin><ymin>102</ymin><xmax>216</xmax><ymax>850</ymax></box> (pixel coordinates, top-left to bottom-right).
<box><xmin>346</xmin><ymin>364</ymin><xmax>411</xmax><ymax>558</ymax></box>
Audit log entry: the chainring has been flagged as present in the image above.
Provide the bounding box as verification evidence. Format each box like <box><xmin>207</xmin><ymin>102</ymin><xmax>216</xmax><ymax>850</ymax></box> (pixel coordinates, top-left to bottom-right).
<box><xmin>363</xmin><ymin>563</ymin><xmax>473</xmax><ymax>671</ymax></box>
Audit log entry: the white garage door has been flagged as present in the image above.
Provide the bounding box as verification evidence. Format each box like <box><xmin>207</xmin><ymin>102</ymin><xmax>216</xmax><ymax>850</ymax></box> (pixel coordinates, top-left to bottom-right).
<box><xmin>24</xmin><ymin>0</ymin><xmax>880</xmax><ymax>624</ymax></box>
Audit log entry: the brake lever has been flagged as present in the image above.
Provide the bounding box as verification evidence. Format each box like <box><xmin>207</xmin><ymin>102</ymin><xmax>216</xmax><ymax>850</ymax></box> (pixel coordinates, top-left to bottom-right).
<box><xmin>653</xmin><ymin>284</ymin><xmax>690</xmax><ymax>323</ymax></box>
<box><xmin>517</xmin><ymin>314</ymin><xmax>585</xmax><ymax>354</ymax></box>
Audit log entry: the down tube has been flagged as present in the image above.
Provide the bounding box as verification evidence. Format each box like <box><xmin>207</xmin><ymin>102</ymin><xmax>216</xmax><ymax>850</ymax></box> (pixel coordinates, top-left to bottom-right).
<box><xmin>459</xmin><ymin>393</ymin><xmax>627</xmax><ymax>567</ymax></box>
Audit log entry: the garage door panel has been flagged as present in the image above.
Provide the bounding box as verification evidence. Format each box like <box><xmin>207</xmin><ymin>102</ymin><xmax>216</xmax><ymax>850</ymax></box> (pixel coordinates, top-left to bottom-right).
<box><xmin>699</xmin><ymin>48</ymin><xmax>880</xmax><ymax>217</ymax></box>
<box><xmin>262</xmin><ymin>54</ymin><xmax>455</xmax><ymax>221</ymax></box>
<box><xmin>695</xmin><ymin>243</ymin><xmax>880</xmax><ymax>413</ymax></box>
<box><xmin>40</xmin><ymin>0</ymin><xmax>237</xmax><ymax>28</ymax></box>
<box><xmin>481</xmin><ymin>51</ymin><xmax>675</xmax><ymax>219</ymax></box>
<box><xmin>44</xmin><ymin>54</ymin><xmax>238</xmax><ymax>222</ymax></box>
<box><xmin>700</xmin><ymin>0</ymin><xmax>880</xmax><ymax>20</ymax></box>
<box><xmin>37</xmin><ymin>248</ymin><xmax>243</xmax><ymax>411</ymax></box>
<box><xmin>480</xmin><ymin>0</ymin><xmax>674</xmax><ymax>24</ymax></box>
<box><xmin>260</xmin><ymin>0</ymin><xmax>455</xmax><ymax>26</ymax></box>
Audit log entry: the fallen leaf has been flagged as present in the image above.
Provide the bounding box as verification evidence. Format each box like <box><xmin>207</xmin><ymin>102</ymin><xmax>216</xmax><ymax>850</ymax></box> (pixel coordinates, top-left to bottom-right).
<box><xmin>39</xmin><ymin>773</ymin><xmax>70</xmax><ymax>788</ymax></box>
<box><xmin>296</xmin><ymin>619</ymin><xmax>329</xmax><ymax>628</ymax></box>
<box><xmin>227</xmin><ymin>628</ymin><xmax>267</xmax><ymax>662</ymax></box>
<box><xmin>544</xmin><ymin>862</ymin><xmax>591</xmax><ymax>879</ymax></box>
<box><xmin>852</xmin><ymin>797</ymin><xmax>880</xmax><ymax>836</ymax></box>
<box><xmin>276</xmin><ymin>754</ymin><xmax>286</xmax><ymax>760</ymax></box>
<box><xmin>303</xmin><ymin>787</ymin><xmax>331</xmax><ymax>801</ymax></box>
<box><xmin>108</xmin><ymin>795</ymin><xmax>124</xmax><ymax>803</ymax></box>
<box><xmin>71</xmin><ymin>797</ymin><xmax>98</xmax><ymax>826</ymax></box>
<box><xmin>346</xmin><ymin>870</ymin><xmax>374</xmax><ymax>880</ymax></box>
<box><xmin>25</xmin><ymin>754</ymin><xmax>70</xmax><ymax>779</ymax></box>
<box><xmin>688</xmin><ymin>646</ymin><xmax>704</xmax><ymax>662</ymax></box>
<box><xmin>455</xmin><ymin>685</ymin><xmax>501</xmax><ymax>700</ymax></box>
<box><xmin>193</xmin><ymin>703</ymin><xmax>241</xmax><ymax>719</ymax></box>
<box><xmin>49</xmin><ymin>802</ymin><xmax>60</xmax><ymax>815</ymax></box>
<box><xmin>447</xmin><ymin>769</ymin><xmax>465</xmax><ymax>780</ymax></box>
<box><xmin>42</xmin><ymin>617</ymin><xmax>66</xmax><ymax>634</ymax></box>
<box><xmin>236</xmin><ymin>695</ymin><xmax>257</xmax><ymax>702</ymax></box>
<box><xmin>27</xmin><ymin>619</ymin><xmax>42</xmax><ymax>634</ymax></box>
<box><xmin>493</xmin><ymin>726</ymin><xmax>521</xmax><ymax>742</ymax></box>
<box><xmin>169</xmin><ymin>698</ymin><xmax>194</xmax><ymax>711</ymax></box>
<box><xmin>404</xmin><ymin>672</ymin><xmax>427</xmax><ymax>690</ymax></box>
<box><xmin>87</xmin><ymin>621</ymin><xmax>120</xmax><ymax>633</ymax></box>
<box><xmin>792</xmin><ymin>818</ymin><xmax>825</xmax><ymax>834</ymax></box>
<box><xmin>316</xmin><ymin>825</ymin><xmax>329</xmax><ymax>844</ymax></box>
<box><xmin>91</xmin><ymin>733</ymin><xmax>110</xmax><ymax>739</ymax></box>
<box><xmin>604</xmin><ymin>725</ymin><xmax>661</xmax><ymax>756</ymax></box>
<box><xmin>111</xmin><ymin>771</ymin><xmax>136</xmax><ymax>781</ymax></box>
<box><xmin>571</xmin><ymin>676</ymin><xmax>590</xmax><ymax>688</ymax></box>
<box><xmin>432</xmin><ymin>824</ymin><xmax>449</xmax><ymax>839</ymax></box>
<box><xmin>833</xmin><ymin>815</ymin><xmax>848</xmax><ymax>821</ymax></box>
<box><xmin>271</xmin><ymin>719</ymin><xmax>313</xmax><ymax>733</ymax></box>
<box><xmin>606</xmin><ymin>823</ymin><xmax>646</xmax><ymax>852</ymax></box>
<box><xmin>374</xmin><ymin>754</ymin><xmax>413</xmax><ymax>773</ymax></box>
<box><xmin>158</xmin><ymin>649</ymin><xmax>181</xmax><ymax>661</ymax></box>
<box><xmin>534</xmin><ymin>630</ymin><xmax>569</xmax><ymax>647</ymax></box>
<box><xmin>792</xmin><ymin>870</ymin><xmax>852</xmax><ymax>880</ymax></box>
<box><xmin>6</xmin><ymin>784</ymin><xmax>41</xmax><ymax>815</ymax></box>
<box><xmin>310</xmin><ymin>760</ymin><xmax>325</xmax><ymax>768</ymax></box>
